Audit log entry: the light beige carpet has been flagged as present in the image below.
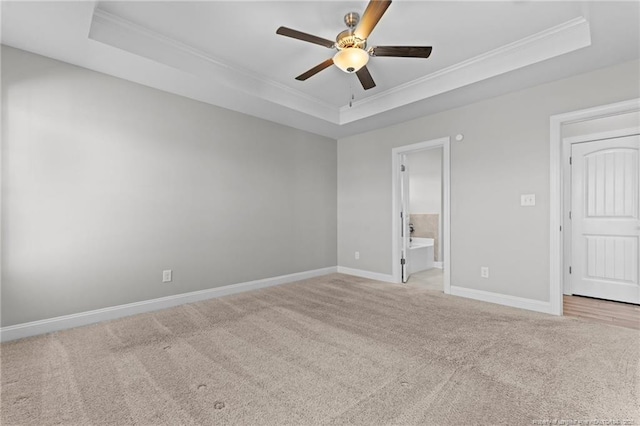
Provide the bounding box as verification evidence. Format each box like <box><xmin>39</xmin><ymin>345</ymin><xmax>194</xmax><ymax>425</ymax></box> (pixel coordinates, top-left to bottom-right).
<box><xmin>1</xmin><ymin>273</ymin><xmax>638</xmax><ymax>425</ymax></box>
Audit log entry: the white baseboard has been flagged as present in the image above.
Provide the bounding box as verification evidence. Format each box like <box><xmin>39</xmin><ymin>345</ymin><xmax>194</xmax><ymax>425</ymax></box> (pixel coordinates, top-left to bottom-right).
<box><xmin>449</xmin><ymin>285</ymin><xmax>552</xmax><ymax>314</ymax></box>
<box><xmin>0</xmin><ymin>266</ymin><xmax>338</xmax><ymax>342</ymax></box>
<box><xmin>434</xmin><ymin>262</ymin><xmax>443</xmax><ymax>269</ymax></box>
<box><xmin>337</xmin><ymin>266</ymin><xmax>397</xmax><ymax>283</ymax></box>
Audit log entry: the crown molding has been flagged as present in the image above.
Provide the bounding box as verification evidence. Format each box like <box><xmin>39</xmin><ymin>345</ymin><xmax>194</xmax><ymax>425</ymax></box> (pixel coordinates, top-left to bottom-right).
<box><xmin>89</xmin><ymin>8</ymin><xmax>590</xmax><ymax>127</ymax></box>
<box><xmin>89</xmin><ymin>7</ymin><xmax>339</xmax><ymax>124</ymax></box>
<box><xmin>339</xmin><ymin>17</ymin><xmax>591</xmax><ymax>124</ymax></box>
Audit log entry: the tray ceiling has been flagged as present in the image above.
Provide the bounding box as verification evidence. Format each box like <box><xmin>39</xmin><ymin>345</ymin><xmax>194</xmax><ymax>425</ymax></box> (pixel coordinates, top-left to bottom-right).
<box><xmin>2</xmin><ymin>1</ymin><xmax>639</xmax><ymax>138</ymax></box>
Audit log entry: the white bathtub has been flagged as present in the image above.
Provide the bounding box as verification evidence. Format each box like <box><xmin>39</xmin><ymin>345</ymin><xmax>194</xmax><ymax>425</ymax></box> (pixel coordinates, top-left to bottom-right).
<box><xmin>408</xmin><ymin>237</ymin><xmax>434</xmax><ymax>274</ymax></box>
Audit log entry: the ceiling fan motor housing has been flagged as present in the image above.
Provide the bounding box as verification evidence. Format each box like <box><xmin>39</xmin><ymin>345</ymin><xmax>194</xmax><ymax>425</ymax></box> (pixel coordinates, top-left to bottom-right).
<box><xmin>337</xmin><ymin>12</ymin><xmax>367</xmax><ymax>50</ymax></box>
<box><xmin>336</xmin><ymin>30</ymin><xmax>367</xmax><ymax>50</ymax></box>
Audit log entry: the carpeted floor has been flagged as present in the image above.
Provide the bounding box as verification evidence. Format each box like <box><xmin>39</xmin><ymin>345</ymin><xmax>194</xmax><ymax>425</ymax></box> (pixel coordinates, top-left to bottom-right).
<box><xmin>1</xmin><ymin>273</ymin><xmax>638</xmax><ymax>425</ymax></box>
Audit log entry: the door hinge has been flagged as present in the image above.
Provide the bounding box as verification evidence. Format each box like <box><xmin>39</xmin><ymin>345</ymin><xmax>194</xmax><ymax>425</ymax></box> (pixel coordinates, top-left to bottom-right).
<box><xmin>401</xmin><ymin>258</ymin><xmax>406</xmax><ymax>265</ymax></box>
<box><xmin>401</xmin><ymin>165</ymin><xmax>406</xmax><ymax>172</ymax></box>
<box><xmin>569</xmin><ymin>157</ymin><xmax>572</xmax><ymax>165</ymax></box>
<box><xmin>569</xmin><ymin>211</ymin><xmax>572</xmax><ymax>220</ymax></box>
<box><xmin>560</xmin><ymin>225</ymin><xmax>562</xmax><ymax>231</ymax></box>
<box><xmin>400</xmin><ymin>211</ymin><xmax>403</xmax><ymax>219</ymax></box>
<box><xmin>569</xmin><ymin>266</ymin><xmax>572</xmax><ymax>274</ymax></box>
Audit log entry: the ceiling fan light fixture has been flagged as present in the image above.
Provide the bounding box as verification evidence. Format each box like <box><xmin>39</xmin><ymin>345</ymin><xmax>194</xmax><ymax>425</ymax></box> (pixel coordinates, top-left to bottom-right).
<box><xmin>333</xmin><ymin>48</ymin><xmax>369</xmax><ymax>73</ymax></box>
<box><xmin>276</xmin><ymin>0</ymin><xmax>430</xmax><ymax>90</ymax></box>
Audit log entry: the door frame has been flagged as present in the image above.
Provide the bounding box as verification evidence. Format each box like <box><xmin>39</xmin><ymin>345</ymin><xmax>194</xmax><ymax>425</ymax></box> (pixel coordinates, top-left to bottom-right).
<box><xmin>549</xmin><ymin>98</ymin><xmax>640</xmax><ymax>315</ymax></box>
<box><xmin>391</xmin><ymin>137</ymin><xmax>451</xmax><ymax>291</ymax></box>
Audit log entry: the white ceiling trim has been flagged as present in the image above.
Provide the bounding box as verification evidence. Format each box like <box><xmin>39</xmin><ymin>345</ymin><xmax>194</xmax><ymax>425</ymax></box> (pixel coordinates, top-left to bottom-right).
<box><xmin>340</xmin><ymin>17</ymin><xmax>591</xmax><ymax>124</ymax></box>
<box><xmin>89</xmin><ymin>7</ymin><xmax>340</xmax><ymax>124</ymax></box>
<box><xmin>89</xmin><ymin>7</ymin><xmax>590</xmax><ymax>127</ymax></box>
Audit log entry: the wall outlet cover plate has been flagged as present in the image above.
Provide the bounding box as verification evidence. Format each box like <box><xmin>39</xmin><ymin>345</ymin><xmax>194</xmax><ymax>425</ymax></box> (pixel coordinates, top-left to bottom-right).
<box><xmin>521</xmin><ymin>194</ymin><xmax>536</xmax><ymax>206</ymax></box>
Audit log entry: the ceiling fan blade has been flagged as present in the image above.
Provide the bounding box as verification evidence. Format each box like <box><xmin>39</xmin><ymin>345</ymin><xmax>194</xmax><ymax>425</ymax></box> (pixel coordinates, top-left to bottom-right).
<box><xmin>370</xmin><ymin>46</ymin><xmax>433</xmax><ymax>58</ymax></box>
<box><xmin>356</xmin><ymin>65</ymin><xmax>376</xmax><ymax>90</ymax></box>
<box><xmin>276</xmin><ymin>27</ymin><xmax>335</xmax><ymax>48</ymax></box>
<box><xmin>354</xmin><ymin>0</ymin><xmax>392</xmax><ymax>40</ymax></box>
<box><xmin>295</xmin><ymin>58</ymin><xmax>335</xmax><ymax>81</ymax></box>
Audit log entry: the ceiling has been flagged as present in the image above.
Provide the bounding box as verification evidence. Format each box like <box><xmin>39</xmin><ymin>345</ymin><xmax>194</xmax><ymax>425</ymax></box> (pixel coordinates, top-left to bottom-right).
<box><xmin>2</xmin><ymin>1</ymin><xmax>639</xmax><ymax>139</ymax></box>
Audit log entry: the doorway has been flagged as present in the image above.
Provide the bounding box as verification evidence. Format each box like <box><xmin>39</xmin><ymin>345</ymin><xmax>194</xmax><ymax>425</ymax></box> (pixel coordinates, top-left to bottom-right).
<box><xmin>550</xmin><ymin>98</ymin><xmax>640</xmax><ymax>316</ymax></box>
<box><xmin>391</xmin><ymin>138</ymin><xmax>451</xmax><ymax>292</ymax></box>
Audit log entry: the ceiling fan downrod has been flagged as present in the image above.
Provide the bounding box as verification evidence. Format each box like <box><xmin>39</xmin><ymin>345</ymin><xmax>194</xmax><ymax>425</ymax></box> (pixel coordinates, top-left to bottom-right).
<box><xmin>344</xmin><ymin>12</ymin><xmax>360</xmax><ymax>29</ymax></box>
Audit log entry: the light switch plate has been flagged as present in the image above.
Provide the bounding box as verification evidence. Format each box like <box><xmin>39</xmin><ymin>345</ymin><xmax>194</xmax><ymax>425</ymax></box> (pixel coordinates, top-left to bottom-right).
<box><xmin>480</xmin><ymin>267</ymin><xmax>489</xmax><ymax>278</ymax></box>
<box><xmin>521</xmin><ymin>194</ymin><xmax>536</xmax><ymax>206</ymax></box>
<box><xmin>162</xmin><ymin>270</ymin><xmax>172</xmax><ymax>283</ymax></box>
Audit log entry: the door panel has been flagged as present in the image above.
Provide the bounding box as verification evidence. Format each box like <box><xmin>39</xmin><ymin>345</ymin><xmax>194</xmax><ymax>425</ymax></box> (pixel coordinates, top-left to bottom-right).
<box><xmin>571</xmin><ymin>135</ymin><xmax>640</xmax><ymax>304</ymax></box>
<box><xmin>585</xmin><ymin>150</ymin><xmax>637</xmax><ymax>217</ymax></box>
<box><xmin>585</xmin><ymin>236</ymin><xmax>637</xmax><ymax>282</ymax></box>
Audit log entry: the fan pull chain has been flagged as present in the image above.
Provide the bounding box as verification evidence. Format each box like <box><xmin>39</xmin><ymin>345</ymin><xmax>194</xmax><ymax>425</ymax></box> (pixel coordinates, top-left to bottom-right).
<box><xmin>349</xmin><ymin>84</ymin><xmax>355</xmax><ymax>108</ymax></box>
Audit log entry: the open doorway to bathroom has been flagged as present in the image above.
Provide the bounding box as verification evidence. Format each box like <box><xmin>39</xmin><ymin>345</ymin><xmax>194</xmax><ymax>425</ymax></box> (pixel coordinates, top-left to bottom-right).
<box><xmin>406</xmin><ymin>147</ymin><xmax>444</xmax><ymax>289</ymax></box>
<box><xmin>392</xmin><ymin>138</ymin><xmax>451</xmax><ymax>293</ymax></box>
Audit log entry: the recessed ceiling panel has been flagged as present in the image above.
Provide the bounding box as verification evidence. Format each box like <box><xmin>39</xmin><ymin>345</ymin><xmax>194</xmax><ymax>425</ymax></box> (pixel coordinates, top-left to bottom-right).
<box><xmin>94</xmin><ymin>1</ymin><xmax>585</xmax><ymax>106</ymax></box>
<box><xmin>2</xmin><ymin>1</ymin><xmax>639</xmax><ymax>138</ymax></box>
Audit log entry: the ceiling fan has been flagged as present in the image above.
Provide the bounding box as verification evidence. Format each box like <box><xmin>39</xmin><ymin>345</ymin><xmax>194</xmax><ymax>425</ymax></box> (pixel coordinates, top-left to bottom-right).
<box><xmin>276</xmin><ymin>0</ymin><xmax>432</xmax><ymax>90</ymax></box>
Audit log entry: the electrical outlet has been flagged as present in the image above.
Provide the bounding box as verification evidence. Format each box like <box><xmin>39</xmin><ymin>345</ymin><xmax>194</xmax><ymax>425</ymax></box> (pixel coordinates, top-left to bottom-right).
<box><xmin>355</xmin><ymin>251</ymin><xmax>360</xmax><ymax>260</ymax></box>
<box><xmin>162</xmin><ymin>270</ymin><xmax>172</xmax><ymax>283</ymax></box>
<box><xmin>480</xmin><ymin>267</ymin><xmax>489</xmax><ymax>278</ymax></box>
<box><xmin>520</xmin><ymin>194</ymin><xmax>536</xmax><ymax>206</ymax></box>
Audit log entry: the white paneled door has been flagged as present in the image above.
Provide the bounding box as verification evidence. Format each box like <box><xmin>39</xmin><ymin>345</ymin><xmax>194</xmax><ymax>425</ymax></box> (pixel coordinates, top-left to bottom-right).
<box><xmin>571</xmin><ymin>135</ymin><xmax>640</xmax><ymax>304</ymax></box>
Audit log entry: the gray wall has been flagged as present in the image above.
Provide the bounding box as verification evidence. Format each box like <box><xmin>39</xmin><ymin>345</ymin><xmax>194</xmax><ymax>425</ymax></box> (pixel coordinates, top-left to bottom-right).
<box><xmin>338</xmin><ymin>59</ymin><xmax>640</xmax><ymax>302</ymax></box>
<box><xmin>409</xmin><ymin>148</ymin><xmax>442</xmax><ymax>215</ymax></box>
<box><xmin>1</xmin><ymin>46</ymin><xmax>337</xmax><ymax>326</ymax></box>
